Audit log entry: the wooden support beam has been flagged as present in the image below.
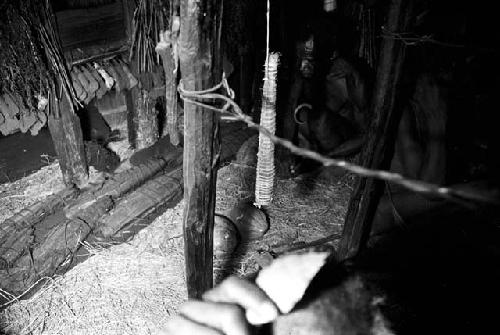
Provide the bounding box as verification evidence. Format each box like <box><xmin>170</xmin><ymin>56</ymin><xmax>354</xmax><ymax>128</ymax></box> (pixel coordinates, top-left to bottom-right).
<box><xmin>47</xmin><ymin>87</ymin><xmax>88</xmax><ymax>187</ymax></box>
<box><xmin>338</xmin><ymin>0</ymin><xmax>415</xmax><ymax>260</ymax></box>
<box><xmin>156</xmin><ymin>0</ymin><xmax>181</xmax><ymax>145</ymax></box>
<box><xmin>179</xmin><ymin>0</ymin><xmax>223</xmax><ymax>299</ymax></box>
<box><xmin>126</xmin><ymin>44</ymin><xmax>160</xmax><ymax>150</ymax></box>
<box><xmin>133</xmin><ymin>88</ymin><xmax>160</xmax><ymax>150</ymax></box>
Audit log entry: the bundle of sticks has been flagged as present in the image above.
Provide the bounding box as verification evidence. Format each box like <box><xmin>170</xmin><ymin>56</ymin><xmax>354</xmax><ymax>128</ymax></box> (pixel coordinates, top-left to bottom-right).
<box><xmin>129</xmin><ymin>0</ymin><xmax>170</xmax><ymax>74</ymax></box>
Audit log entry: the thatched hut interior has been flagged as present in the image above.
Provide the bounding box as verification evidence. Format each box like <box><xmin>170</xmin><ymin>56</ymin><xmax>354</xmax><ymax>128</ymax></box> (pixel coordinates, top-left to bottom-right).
<box><xmin>1</xmin><ymin>0</ymin><xmax>500</xmax><ymax>334</ymax></box>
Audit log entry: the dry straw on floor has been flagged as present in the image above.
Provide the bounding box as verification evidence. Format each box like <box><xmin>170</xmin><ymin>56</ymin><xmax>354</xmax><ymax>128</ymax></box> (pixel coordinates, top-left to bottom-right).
<box><xmin>0</xmin><ymin>162</ymin><xmax>65</xmax><ymax>223</ymax></box>
<box><xmin>1</xmin><ymin>201</ymin><xmax>187</xmax><ymax>335</ymax></box>
<box><xmin>1</xmin><ymin>154</ymin><xmax>352</xmax><ymax>334</ymax></box>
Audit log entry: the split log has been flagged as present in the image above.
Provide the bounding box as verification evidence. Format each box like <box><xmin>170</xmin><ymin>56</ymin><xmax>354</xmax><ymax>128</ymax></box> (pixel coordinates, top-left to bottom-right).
<box><xmin>48</xmin><ymin>87</ymin><xmax>89</xmax><ymax>187</ymax></box>
<box><xmin>0</xmin><ymin>148</ymin><xmax>181</xmax><ymax>273</ymax></box>
<box><xmin>65</xmin><ymin>148</ymin><xmax>182</xmax><ymax>219</ymax></box>
<box><xmin>179</xmin><ymin>0</ymin><xmax>223</xmax><ymax>299</ymax></box>
<box><xmin>99</xmin><ymin>167</ymin><xmax>183</xmax><ymax>237</ymax></box>
<box><xmin>0</xmin><ymin>160</ymin><xmax>183</xmax><ymax>294</ymax></box>
<box><xmin>338</xmin><ymin>0</ymin><xmax>415</xmax><ymax>260</ymax></box>
<box><xmin>0</xmin><ymin>187</ymin><xmax>79</xmax><ymax>267</ymax></box>
<box><xmin>0</xmin><ymin>192</ymin><xmax>113</xmax><ymax>294</ymax></box>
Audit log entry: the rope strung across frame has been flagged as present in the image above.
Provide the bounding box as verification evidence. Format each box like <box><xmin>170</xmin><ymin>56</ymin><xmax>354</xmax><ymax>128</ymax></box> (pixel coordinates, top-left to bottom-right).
<box><xmin>178</xmin><ymin>80</ymin><xmax>499</xmax><ymax>206</ymax></box>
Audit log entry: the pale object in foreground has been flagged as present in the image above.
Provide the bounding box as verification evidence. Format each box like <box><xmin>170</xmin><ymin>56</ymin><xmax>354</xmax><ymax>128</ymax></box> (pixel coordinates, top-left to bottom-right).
<box><xmin>254</xmin><ymin>252</ymin><xmax>330</xmax><ymax>315</ymax></box>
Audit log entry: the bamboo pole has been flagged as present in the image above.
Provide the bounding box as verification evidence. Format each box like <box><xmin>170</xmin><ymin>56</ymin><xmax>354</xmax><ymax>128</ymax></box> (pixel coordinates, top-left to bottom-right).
<box><xmin>179</xmin><ymin>0</ymin><xmax>223</xmax><ymax>299</ymax></box>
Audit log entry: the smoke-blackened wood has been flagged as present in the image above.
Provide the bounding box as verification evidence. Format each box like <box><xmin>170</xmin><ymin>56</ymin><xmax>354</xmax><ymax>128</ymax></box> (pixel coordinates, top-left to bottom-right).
<box><xmin>48</xmin><ymin>88</ymin><xmax>89</xmax><ymax>187</ymax></box>
<box><xmin>0</xmin><ymin>156</ymin><xmax>183</xmax><ymax>294</ymax></box>
<box><xmin>0</xmin><ymin>188</ymin><xmax>79</xmax><ymax>267</ymax></box>
<box><xmin>65</xmin><ymin>151</ymin><xmax>181</xmax><ymax>219</ymax></box>
<box><xmin>165</xmin><ymin>0</ymin><xmax>181</xmax><ymax>145</ymax></box>
<box><xmin>0</xmin><ymin>194</ymin><xmax>114</xmax><ymax>294</ymax></box>
<box><xmin>179</xmin><ymin>0</ymin><xmax>223</xmax><ymax>299</ymax></box>
<box><xmin>156</xmin><ymin>1</ymin><xmax>181</xmax><ymax>145</ymax></box>
<box><xmin>338</xmin><ymin>0</ymin><xmax>414</xmax><ymax>260</ymax></box>
<box><xmin>134</xmin><ymin>89</ymin><xmax>160</xmax><ymax>150</ymax></box>
<box><xmin>99</xmin><ymin>167</ymin><xmax>183</xmax><ymax>237</ymax></box>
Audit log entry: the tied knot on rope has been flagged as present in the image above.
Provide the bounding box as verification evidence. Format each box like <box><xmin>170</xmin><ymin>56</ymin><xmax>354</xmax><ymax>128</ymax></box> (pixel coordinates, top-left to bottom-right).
<box><xmin>177</xmin><ymin>73</ymin><xmax>237</xmax><ymax>120</ymax></box>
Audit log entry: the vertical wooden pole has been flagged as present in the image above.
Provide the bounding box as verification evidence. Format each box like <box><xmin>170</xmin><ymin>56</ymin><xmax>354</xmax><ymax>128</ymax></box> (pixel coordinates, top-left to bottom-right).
<box><xmin>338</xmin><ymin>0</ymin><xmax>414</xmax><ymax>260</ymax></box>
<box><xmin>125</xmin><ymin>71</ymin><xmax>159</xmax><ymax>150</ymax></box>
<box><xmin>47</xmin><ymin>86</ymin><xmax>88</xmax><ymax>187</ymax></box>
<box><xmin>157</xmin><ymin>0</ymin><xmax>180</xmax><ymax>144</ymax></box>
<box><xmin>179</xmin><ymin>0</ymin><xmax>223</xmax><ymax>298</ymax></box>
<box><xmin>133</xmin><ymin>88</ymin><xmax>159</xmax><ymax>150</ymax></box>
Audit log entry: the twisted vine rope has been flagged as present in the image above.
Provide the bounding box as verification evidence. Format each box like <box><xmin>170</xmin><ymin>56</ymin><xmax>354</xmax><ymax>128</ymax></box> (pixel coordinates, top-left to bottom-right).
<box><xmin>178</xmin><ymin>80</ymin><xmax>498</xmax><ymax>206</ymax></box>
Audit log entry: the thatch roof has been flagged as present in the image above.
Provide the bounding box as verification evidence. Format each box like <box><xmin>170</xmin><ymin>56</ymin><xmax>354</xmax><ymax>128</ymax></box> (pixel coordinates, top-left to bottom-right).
<box><xmin>0</xmin><ymin>0</ymin><xmax>77</xmax><ymax>111</ymax></box>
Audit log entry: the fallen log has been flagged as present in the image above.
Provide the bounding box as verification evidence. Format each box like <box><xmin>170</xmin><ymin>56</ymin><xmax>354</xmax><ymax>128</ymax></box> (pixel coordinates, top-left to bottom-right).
<box><xmin>0</xmin><ymin>165</ymin><xmax>184</xmax><ymax>295</ymax></box>
<box><xmin>0</xmin><ymin>148</ymin><xmax>181</xmax><ymax>268</ymax></box>
<box><xmin>0</xmin><ymin>187</ymin><xmax>80</xmax><ymax>268</ymax></box>
<box><xmin>65</xmin><ymin>148</ymin><xmax>182</xmax><ymax>219</ymax></box>
<box><xmin>99</xmin><ymin>167</ymin><xmax>183</xmax><ymax>237</ymax></box>
<box><xmin>0</xmin><ymin>193</ymin><xmax>114</xmax><ymax>294</ymax></box>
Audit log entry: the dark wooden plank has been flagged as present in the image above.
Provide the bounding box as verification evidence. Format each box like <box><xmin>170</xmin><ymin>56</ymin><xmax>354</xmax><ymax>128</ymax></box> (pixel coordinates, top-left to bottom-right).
<box><xmin>99</xmin><ymin>167</ymin><xmax>183</xmax><ymax>237</ymax></box>
<box><xmin>133</xmin><ymin>89</ymin><xmax>160</xmax><ymax>150</ymax></box>
<box><xmin>0</xmin><ymin>195</ymin><xmax>114</xmax><ymax>294</ymax></box>
<box><xmin>0</xmin><ymin>188</ymin><xmax>79</xmax><ymax>267</ymax></box>
<box><xmin>179</xmin><ymin>0</ymin><xmax>223</xmax><ymax>299</ymax></box>
<box><xmin>156</xmin><ymin>0</ymin><xmax>181</xmax><ymax>145</ymax></box>
<box><xmin>337</xmin><ymin>0</ymin><xmax>415</xmax><ymax>260</ymax></box>
<box><xmin>0</xmin><ymin>158</ymin><xmax>182</xmax><ymax>295</ymax></box>
<box><xmin>47</xmin><ymin>87</ymin><xmax>89</xmax><ymax>188</ymax></box>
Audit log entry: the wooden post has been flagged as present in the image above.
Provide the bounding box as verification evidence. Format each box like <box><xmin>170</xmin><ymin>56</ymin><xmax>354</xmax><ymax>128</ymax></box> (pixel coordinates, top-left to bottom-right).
<box><xmin>47</xmin><ymin>87</ymin><xmax>88</xmax><ymax>187</ymax></box>
<box><xmin>125</xmin><ymin>0</ymin><xmax>160</xmax><ymax>151</ymax></box>
<box><xmin>124</xmin><ymin>71</ymin><xmax>159</xmax><ymax>150</ymax></box>
<box><xmin>337</xmin><ymin>0</ymin><xmax>414</xmax><ymax>260</ymax></box>
<box><xmin>179</xmin><ymin>0</ymin><xmax>223</xmax><ymax>298</ymax></box>
<box><xmin>156</xmin><ymin>0</ymin><xmax>181</xmax><ymax>144</ymax></box>
<box><xmin>134</xmin><ymin>88</ymin><xmax>159</xmax><ymax>150</ymax></box>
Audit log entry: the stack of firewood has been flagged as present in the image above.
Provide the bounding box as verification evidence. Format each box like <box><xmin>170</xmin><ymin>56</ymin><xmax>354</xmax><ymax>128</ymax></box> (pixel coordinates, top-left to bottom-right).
<box><xmin>71</xmin><ymin>58</ymin><xmax>138</xmax><ymax>105</ymax></box>
<box><xmin>0</xmin><ymin>57</ymin><xmax>138</xmax><ymax>137</ymax></box>
<box><xmin>0</xmin><ymin>93</ymin><xmax>48</xmax><ymax>136</ymax></box>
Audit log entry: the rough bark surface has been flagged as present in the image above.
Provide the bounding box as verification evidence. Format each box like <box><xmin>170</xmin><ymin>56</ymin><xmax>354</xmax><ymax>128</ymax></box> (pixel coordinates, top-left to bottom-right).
<box><xmin>48</xmin><ymin>92</ymin><xmax>88</xmax><ymax>187</ymax></box>
<box><xmin>179</xmin><ymin>0</ymin><xmax>223</xmax><ymax>299</ymax></box>
<box><xmin>0</xmin><ymin>153</ymin><xmax>182</xmax><ymax>294</ymax></box>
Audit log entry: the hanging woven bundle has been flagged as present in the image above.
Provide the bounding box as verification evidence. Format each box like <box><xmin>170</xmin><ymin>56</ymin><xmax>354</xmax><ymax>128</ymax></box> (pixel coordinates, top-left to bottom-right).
<box><xmin>255</xmin><ymin>52</ymin><xmax>280</xmax><ymax>208</ymax></box>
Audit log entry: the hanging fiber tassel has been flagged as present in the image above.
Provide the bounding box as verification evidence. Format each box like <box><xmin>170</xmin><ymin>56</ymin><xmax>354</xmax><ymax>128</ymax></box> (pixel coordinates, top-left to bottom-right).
<box><xmin>255</xmin><ymin>52</ymin><xmax>280</xmax><ymax>208</ymax></box>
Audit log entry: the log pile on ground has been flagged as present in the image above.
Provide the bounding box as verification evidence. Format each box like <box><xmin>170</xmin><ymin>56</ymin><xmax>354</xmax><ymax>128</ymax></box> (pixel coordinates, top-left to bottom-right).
<box><xmin>0</xmin><ymin>146</ymin><xmax>183</xmax><ymax>295</ymax></box>
<box><xmin>1</xmin><ymin>158</ymin><xmax>352</xmax><ymax>335</ymax></box>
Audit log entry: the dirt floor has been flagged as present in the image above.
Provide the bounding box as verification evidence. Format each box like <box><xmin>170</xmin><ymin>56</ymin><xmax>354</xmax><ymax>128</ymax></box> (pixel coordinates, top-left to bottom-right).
<box><xmin>0</xmin><ymin>123</ymin><xmax>354</xmax><ymax>335</ymax></box>
<box><xmin>0</xmin><ymin>129</ymin><xmax>56</xmax><ymax>184</ymax></box>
